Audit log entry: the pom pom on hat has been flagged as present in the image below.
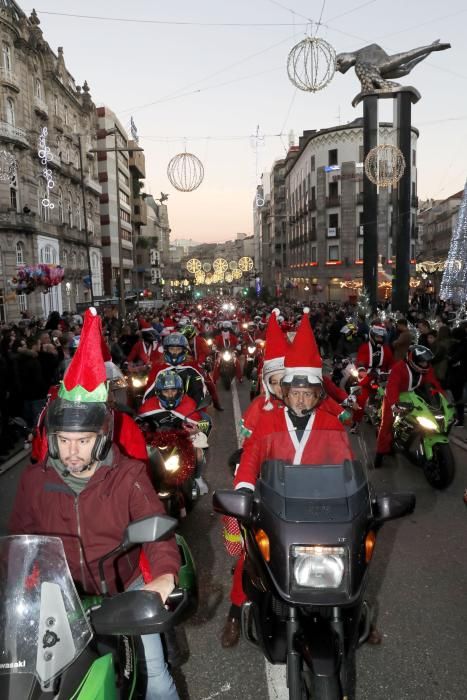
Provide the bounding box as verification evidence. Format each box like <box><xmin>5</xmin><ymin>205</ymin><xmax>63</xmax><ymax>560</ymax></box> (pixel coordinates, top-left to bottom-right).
<box><xmin>303</xmin><ymin>306</ymin><xmax>310</xmax><ymax>314</ymax></box>
<box><xmin>272</xmin><ymin>308</ymin><xmax>281</xmax><ymax>317</ymax></box>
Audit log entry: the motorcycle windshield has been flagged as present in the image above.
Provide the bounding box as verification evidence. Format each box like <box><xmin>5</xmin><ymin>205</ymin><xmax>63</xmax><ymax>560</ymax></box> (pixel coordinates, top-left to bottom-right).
<box><xmin>256</xmin><ymin>428</ymin><xmax>371</xmax><ymax>522</ymax></box>
<box><xmin>0</xmin><ymin>536</ymin><xmax>92</xmax><ymax>691</ymax></box>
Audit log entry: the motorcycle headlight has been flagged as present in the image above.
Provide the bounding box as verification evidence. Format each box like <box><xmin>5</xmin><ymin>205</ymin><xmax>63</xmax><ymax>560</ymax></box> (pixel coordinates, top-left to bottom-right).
<box><xmin>291</xmin><ymin>545</ymin><xmax>347</xmax><ymax>589</ymax></box>
<box><xmin>132</xmin><ymin>376</ymin><xmax>147</xmax><ymax>388</ymax></box>
<box><xmin>247</xmin><ymin>346</ymin><xmax>256</xmax><ymax>355</ymax></box>
<box><xmin>207</xmin><ymin>338</ymin><xmax>213</xmax><ymax>346</ymax></box>
<box><xmin>416</xmin><ymin>416</ymin><xmax>439</xmax><ymax>432</ymax></box>
<box><xmin>223</xmin><ymin>351</ymin><xmax>232</xmax><ymax>361</ymax></box>
<box><xmin>164</xmin><ymin>454</ymin><xmax>181</xmax><ymax>473</ymax></box>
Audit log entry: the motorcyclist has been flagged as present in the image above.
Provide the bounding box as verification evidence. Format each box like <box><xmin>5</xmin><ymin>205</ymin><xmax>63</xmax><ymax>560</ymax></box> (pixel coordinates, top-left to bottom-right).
<box><xmin>374</xmin><ymin>344</ymin><xmax>445</xmax><ymax>468</ymax></box>
<box><xmin>138</xmin><ymin>370</ymin><xmax>209</xmax><ymax>494</ymax></box>
<box><xmin>213</xmin><ymin>321</ymin><xmax>243</xmax><ymax>384</ymax></box>
<box><xmin>181</xmin><ymin>324</ymin><xmax>224</xmax><ymax>411</ymax></box>
<box><xmin>336</xmin><ymin>320</ymin><xmax>360</xmax><ymax>356</ymax></box>
<box><xmin>126</xmin><ymin>318</ymin><xmax>160</xmax><ymax>367</ymax></box>
<box><xmin>9</xmin><ymin>308</ymin><xmax>181</xmax><ymax>700</ymax></box>
<box><xmin>352</xmin><ymin>323</ymin><xmax>395</xmax><ymax>432</ymax></box>
<box><xmin>144</xmin><ymin>333</ymin><xmax>207</xmax><ymax>408</ymax></box>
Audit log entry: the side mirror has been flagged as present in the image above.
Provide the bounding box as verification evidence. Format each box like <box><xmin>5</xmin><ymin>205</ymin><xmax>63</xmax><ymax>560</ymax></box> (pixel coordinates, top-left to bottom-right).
<box><xmin>122</xmin><ymin>515</ymin><xmax>178</xmax><ymax>550</ymax></box>
<box><xmin>373</xmin><ymin>492</ymin><xmax>416</xmax><ymax>525</ymax></box>
<box><xmin>212</xmin><ymin>489</ymin><xmax>254</xmax><ymax>523</ymax></box>
<box><xmin>349</xmin><ymin>385</ymin><xmax>361</xmax><ymax>395</ymax></box>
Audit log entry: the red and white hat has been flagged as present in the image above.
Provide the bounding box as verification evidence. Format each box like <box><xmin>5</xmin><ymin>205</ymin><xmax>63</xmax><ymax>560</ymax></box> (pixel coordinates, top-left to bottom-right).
<box><xmin>282</xmin><ymin>308</ymin><xmax>322</xmax><ymax>385</ymax></box>
<box><xmin>138</xmin><ymin>318</ymin><xmax>152</xmax><ymax>332</ymax></box>
<box><xmin>263</xmin><ymin>308</ymin><xmax>289</xmax><ymax>375</ymax></box>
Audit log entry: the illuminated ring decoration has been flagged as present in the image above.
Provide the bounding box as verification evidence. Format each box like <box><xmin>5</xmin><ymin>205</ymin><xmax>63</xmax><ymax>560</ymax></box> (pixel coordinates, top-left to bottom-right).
<box><xmin>287</xmin><ymin>36</ymin><xmax>336</xmax><ymax>93</ymax></box>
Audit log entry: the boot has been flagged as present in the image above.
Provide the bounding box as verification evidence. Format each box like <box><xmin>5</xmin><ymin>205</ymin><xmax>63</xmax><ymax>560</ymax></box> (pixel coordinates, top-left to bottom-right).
<box><xmin>221</xmin><ymin>606</ymin><xmax>241</xmax><ymax>649</ymax></box>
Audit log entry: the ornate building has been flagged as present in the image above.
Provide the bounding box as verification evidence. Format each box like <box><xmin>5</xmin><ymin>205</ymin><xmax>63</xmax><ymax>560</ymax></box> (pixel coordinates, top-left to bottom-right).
<box><xmin>0</xmin><ymin>1</ymin><xmax>102</xmax><ymax>321</ymax></box>
<box><xmin>281</xmin><ymin>119</ymin><xmax>419</xmax><ymax>302</ymax></box>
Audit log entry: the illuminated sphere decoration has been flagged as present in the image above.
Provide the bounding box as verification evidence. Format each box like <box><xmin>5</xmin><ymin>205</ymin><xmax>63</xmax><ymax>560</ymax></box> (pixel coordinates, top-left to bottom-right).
<box><xmin>0</xmin><ymin>150</ymin><xmax>17</xmax><ymax>182</ymax></box>
<box><xmin>224</xmin><ymin>272</ymin><xmax>234</xmax><ymax>283</ymax></box>
<box><xmin>213</xmin><ymin>258</ymin><xmax>228</xmax><ymax>273</ymax></box>
<box><xmin>238</xmin><ymin>256</ymin><xmax>254</xmax><ymax>272</ymax></box>
<box><xmin>167</xmin><ymin>152</ymin><xmax>204</xmax><ymax>192</ymax></box>
<box><xmin>202</xmin><ymin>262</ymin><xmax>212</xmax><ymax>273</ymax></box>
<box><xmin>186</xmin><ymin>258</ymin><xmax>202</xmax><ymax>274</ymax></box>
<box><xmin>287</xmin><ymin>36</ymin><xmax>336</xmax><ymax>93</ymax></box>
<box><xmin>364</xmin><ymin>144</ymin><xmax>406</xmax><ymax>188</ymax></box>
<box><xmin>228</xmin><ymin>260</ymin><xmax>238</xmax><ymax>271</ymax></box>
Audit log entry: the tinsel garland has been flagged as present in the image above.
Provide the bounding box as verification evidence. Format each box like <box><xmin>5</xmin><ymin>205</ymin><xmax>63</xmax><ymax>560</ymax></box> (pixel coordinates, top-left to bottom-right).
<box><xmin>440</xmin><ymin>181</ymin><xmax>467</xmax><ymax>303</ymax></box>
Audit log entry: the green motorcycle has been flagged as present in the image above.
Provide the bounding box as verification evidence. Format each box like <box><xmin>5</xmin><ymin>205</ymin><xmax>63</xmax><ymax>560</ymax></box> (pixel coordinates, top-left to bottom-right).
<box><xmin>0</xmin><ymin>515</ymin><xmax>197</xmax><ymax>699</ymax></box>
<box><xmin>393</xmin><ymin>386</ymin><xmax>456</xmax><ymax>489</ymax></box>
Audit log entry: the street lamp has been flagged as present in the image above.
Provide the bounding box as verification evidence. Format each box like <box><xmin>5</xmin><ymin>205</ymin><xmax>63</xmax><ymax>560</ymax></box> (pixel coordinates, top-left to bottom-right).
<box><xmin>89</xmin><ymin>127</ymin><xmax>144</xmax><ymax>319</ymax></box>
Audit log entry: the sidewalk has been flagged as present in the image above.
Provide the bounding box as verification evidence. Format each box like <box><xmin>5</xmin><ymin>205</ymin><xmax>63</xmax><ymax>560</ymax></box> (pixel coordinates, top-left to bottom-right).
<box><xmin>450</xmin><ymin>427</ymin><xmax>467</xmax><ymax>452</ymax></box>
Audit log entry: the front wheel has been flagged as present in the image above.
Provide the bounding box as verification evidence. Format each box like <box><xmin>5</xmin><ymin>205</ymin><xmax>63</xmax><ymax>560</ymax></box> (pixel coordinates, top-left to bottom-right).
<box><xmin>221</xmin><ymin>373</ymin><xmax>232</xmax><ymax>390</ymax></box>
<box><xmin>306</xmin><ymin>674</ymin><xmax>340</xmax><ymax>700</ymax></box>
<box><xmin>423</xmin><ymin>443</ymin><xmax>455</xmax><ymax>490</ymax></box>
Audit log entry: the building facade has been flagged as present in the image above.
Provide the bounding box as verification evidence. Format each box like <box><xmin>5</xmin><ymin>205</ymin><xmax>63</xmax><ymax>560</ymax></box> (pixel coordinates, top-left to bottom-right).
<box><xmin>135</xmin><ymin>194</ymin><xmax>171</xmax><ymax>297</ymax></box>
<box><xmin>0</xmin><ymin>1</ymin><xmax>102</xmax><ymax>321</ymax></box>
<box><xmin>275</xmin><ymin>119</ymin><xmax>419</xmax><ymax>302</ymax></box>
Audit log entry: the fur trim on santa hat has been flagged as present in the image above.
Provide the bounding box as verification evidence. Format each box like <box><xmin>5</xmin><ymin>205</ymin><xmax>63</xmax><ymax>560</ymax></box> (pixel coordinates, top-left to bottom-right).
<box><xmin>272</xmin><ymin>308</ymin><xmax>281</xmax><ymax>316</ymax></box>
<box><xmin>303</xmin><ymin>306</ymin><xmax>310</xmax><ymax>314</ymax></box>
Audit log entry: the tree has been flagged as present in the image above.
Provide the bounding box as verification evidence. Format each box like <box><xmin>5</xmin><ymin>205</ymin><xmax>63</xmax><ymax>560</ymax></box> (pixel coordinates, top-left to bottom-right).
<box><xmin>440</xmin><ymin>181</ymin><xmax>467</xmax><ymax>303</ymax></box>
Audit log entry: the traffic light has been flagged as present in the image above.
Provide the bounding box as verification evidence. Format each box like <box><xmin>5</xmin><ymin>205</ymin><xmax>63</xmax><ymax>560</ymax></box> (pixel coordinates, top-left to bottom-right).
<box><xmin>242</xmin><ymin>288</ymin><xmax>248</xmax><ymax>296</ymax></box>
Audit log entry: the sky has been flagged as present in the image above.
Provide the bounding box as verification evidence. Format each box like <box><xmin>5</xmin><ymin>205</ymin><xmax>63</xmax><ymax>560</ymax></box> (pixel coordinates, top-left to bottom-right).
<box><xmin>29</xmin><ymin>0</ymin><xmax>467</xmax><ymax>242</ymax></box>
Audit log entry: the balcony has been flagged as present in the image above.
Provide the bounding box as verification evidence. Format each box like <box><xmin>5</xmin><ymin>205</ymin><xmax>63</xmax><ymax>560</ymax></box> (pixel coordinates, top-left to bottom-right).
<box><xmin>128</xmin><ymin>140</ymin><xmax>145</xmax><ymax>178</ymax></box>
<box><xmin>411</xmin><ymin>195</ymin><xmax>419</xmax><ymax>208</ymax></box>
<box><xmin>51</xmin><ymin>114</ymin><xmax>64</xmax><ymax>132</ymax></box>
<box><xmin>34</xmin><ymin>96</ymin><xmax>49</xmax><ymax>118</ymax></box>
<box><xmin>0</xmin><ymin>121</ymin><xmax>29</xmax><ymax>147</ymax></box>
<box><xmin>133</xmin><ymin>198</ymin><xmax>148</xmax><ymax>226</ymax></box>
<box><xmin>0</xmin><ymin>67</ymin><xmax>20</xmax><ymax>91</ymax></box>
<box><xmin>0</xmin><ymin>209</ymin><xmax>36</xmax><ymax>232</ymax></box>
<box><xmin>326</xmin><ymin>195</ymin><xmax>341</xmax><ymax>208</ymax></box>
<box><xmin>84</xmin><ymin>176</ymin><xmax>102</xmax><ymax>195</ymax></box>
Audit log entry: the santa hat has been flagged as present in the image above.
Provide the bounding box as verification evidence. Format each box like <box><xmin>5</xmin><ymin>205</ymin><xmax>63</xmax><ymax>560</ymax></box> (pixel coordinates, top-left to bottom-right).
<box><xmin>263</xmin><ymin>310</ymin><xmax>289</xmax><ymax>375</ymax></box>
<box><xmin>139</xmin><ymin>318</ymin><xmax>152</xmax><ymax>332</ymax></box>
<box><xmin>60</xmin><ymin>307</ymin><xmax>108</xmax><ymax>403</ymax></box>
<box><xmin>283</xmin><ymin>310</ymin><xmax>322</xmax><ymax>385</ymax></box>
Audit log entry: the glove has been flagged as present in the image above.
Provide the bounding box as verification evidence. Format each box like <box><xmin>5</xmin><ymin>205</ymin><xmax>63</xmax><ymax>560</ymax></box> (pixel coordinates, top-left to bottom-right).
<box><xmin>339</xmin><ymin>409</ymin><xmax>352</xmax><ymax>424</ymax></box>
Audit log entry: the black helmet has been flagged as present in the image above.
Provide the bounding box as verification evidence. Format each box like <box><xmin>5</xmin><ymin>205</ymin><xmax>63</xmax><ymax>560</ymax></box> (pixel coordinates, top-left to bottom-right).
<box><xmin>46</xmin><ymin>398</ymin><xmax>113</xmax><ymax>462</ymax></box>
<box><xmin>406</xmin><ymin>344</ymin><xmax>433</xmax><ymax>374</ymax></box>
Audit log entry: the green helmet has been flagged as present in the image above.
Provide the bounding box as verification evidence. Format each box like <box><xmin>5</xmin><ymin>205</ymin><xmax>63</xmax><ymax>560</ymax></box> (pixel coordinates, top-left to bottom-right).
<box><xmin>181</xmin><ymin>325</ymin><xmax>196</xmax><ymax>340</ymax></box>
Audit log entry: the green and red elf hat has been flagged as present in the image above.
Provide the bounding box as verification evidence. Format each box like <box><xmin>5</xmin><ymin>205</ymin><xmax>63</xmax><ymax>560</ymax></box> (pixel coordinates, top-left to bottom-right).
<box><xmin>59</xmin><ymin>307</ymin><xmax>108</xmax><ymax>403</ymax></box>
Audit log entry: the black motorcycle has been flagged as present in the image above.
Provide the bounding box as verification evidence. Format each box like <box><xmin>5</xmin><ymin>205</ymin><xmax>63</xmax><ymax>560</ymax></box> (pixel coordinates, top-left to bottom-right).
<box><xmin>213</xmin><ymin>429</ymin><xmax>415</xmax><ymax>699</ymax></box>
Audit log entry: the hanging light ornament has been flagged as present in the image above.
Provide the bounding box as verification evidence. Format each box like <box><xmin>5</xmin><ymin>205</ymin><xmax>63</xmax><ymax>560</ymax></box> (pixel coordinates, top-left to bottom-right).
<box><xmin>213</xmin><ymin>258</ymin><xmax>228</xmax><ymax>274</ymax></box>
<box><xmin>195</xmin><ymin>271</ymin><xmax>205</xmax><ymax>284</ymax></box>
<box><xmin>364</xmin><ymin>144</ymin><xmax>406</xmax><ymax>188</ymax></box>
<box><xmin>202</xmin><ymin>262</ymin><xmax>212</xmax><ymax>273</ymax></box>
<box><xmin>167</xmin><ymin>151</ymin><xmax>204</xmax><ymax>192</ymax></box>
<box><xmin>287</xmin><ymin>36</ymin><xmax>336</xmax><ymax>93</ymax></box>
<box><xmin>186</xmin><ymin>258</ymin><xmax>202</xmax><ymax>274</ymax></box>
<box><xmin>238</xmin><ymin>256</ymin><xmax>254</xmax><ymax>272</ymax></box>
<box><xmin>232</xmin><ymin>269</ymin><xmax>243</xmax><ymax>280</ymax></box>
<box><xmin>225</xmin><ymin>272</ymin><xmax>234</xmax><ymax>283</ymax></box>
<box><xmin>228</xmin><ymin>260</ymin><xmax>238</xmax><ymax>271</ymax></box>
<box><xmin>0</xmin><ymin>150</ymin><xmax>17</xmax><ymax>183</ymax></box>
<box><xmin>205</xmin><ymin>274</ymin><xmax>213</xmax><ymax>285</ymax></box>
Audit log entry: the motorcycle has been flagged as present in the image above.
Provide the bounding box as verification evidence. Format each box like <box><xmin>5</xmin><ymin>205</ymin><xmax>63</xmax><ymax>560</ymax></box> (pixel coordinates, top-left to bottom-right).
<box><xmin>331</xmin><ymin>356</ymin><xmax>359</xmax><ymax>392</ymax></box>
<box><xmin>0</xmin><ymin>516</ymin><xmax>196</xmax><ymax>699</ymax></box>
<box><xmin>213</xmin><ymin>429</ymin><xmax>415</xmax><ymax>700</ymax></box>
<box><xmin>217</xmin><ymin>348</ymin><xmax>237</xmax><ymax>390</ymax></box>
<box><xmin>138</xmin><ymin>400</ymin><xmax>211</xmax><ymax>518</ymax></box>
<box><xmin>361</xmin><ymin>369</ymin><xmax>390</xmax><ymax>427</ymax></box>
<box><xmin>393</xmin><ymin>385</ymin><xmax>456</xmax><ymax>489</ymax></box>
<box><xmin>124</xmin><ymin>363</ymin><xmax>150</xmax><ymax>409</ymax></box>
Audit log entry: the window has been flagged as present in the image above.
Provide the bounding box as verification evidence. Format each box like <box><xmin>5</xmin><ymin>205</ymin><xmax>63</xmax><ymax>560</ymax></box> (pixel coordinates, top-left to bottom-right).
<box><xmin>120</xmin><ymin>208</ymin><xmax>131</xmax><ymax>223</ymax></box>
<box><xmin>5</xmin><ymin>97</ymin><xmax>15</xmax><ymax>126</ymax></box>
<box><xmin>54</xmin><ymin>95</ymin><xmax>58</xmax><ymax>116</ymax></box>
<box><xmin>10</xmin><ymin>170</ymin><xmax>18</xmax><ymax>211</ymax></box>
<box><xmin>359</xmin><ymin>145</ymin><xmax>364</xmax><ymax>162</ymax></box>
<box><xmin>71</xmin><ymin>251</ymin><xmax>77</xmax><ymax>269</ymax></box>
<box><xmin>328</xmin><ymin>244</ymin><xmax>339</xmax><ymax>261</ymax></box>
<box><xmin>75</xmin><ymin>200</ymin><xmax>82</xmax><ymax>230</ymax></box>
<box><xmin>64</xmin><ymin>104</ymin><xmax>68</xmax><ymax>125</ymax></box>
<box><xmin>80</xmin><ymin>251</ymin><xmax>86</xmax><ymax>269</ymax></box>
<box><xmin>311</xmin><ymin>245</ymin><xmax>317</xmax><ymax>263</ymax></box>
<box><xmin>16</xmin><ymin>241</ymin><xmax>24</xmax><ymax>265</ymax></box>
<box><xmin>58</xmin><ymin>188</ymin><xmax>64</xmax><ymax>223</ymax></box>
<box><xmin>328</xmin><ymin>182</ymin><xmax>338</xmax><ymax>199</ymax></box>
<box><xmin>358</xmin><ymin>242</ymin><xmax>364</xmax><ymax>260</ymax></box>
<box><xmin>119</xmin><ymin>189</ymin><xmax>130</xmax><ymax>205</ymax></box>
<box><xmin>67</xmin><ymin>192</ymin><xmax>73</xmax><ymax>227</ymax></box>
<box><xmin>328</xmin><ymin>149</ymin><xmax>338</xmax><ymax>166</ymax></box>
<box><xmin>75</xmin><ymin>283</ymin><xmax>79</xmax><ymax>301</ymax></box>
<box><xmin>35</xmin><ymin>77</ymin><xmax>42</xmax><ymax>99</ymax></box>
<box><xmin>2</xmin><ymin>42</ymin><xmax>11</xmax><ymax>71</ymax></box>
<box><xmin>91</xmin><ymin>252</ymin><xmax>99</xmax><ymax>272</ymax></box>
<box><xmin>118</xmin><ymin>170</ymin><xmax>129</xmax><ymax>187</ymax></box>
<box><xmin>62</xmin><ymin>249</ymin><xmax>68</xmax><ymax>266</ymax></box>
<box><xmin>412</xmin><ymin>149</ymin><xmax>416</xmax><ymax>166</ymax></box>
<box><xmin>310</xmin><ymin>155</ymin><xmax>315</xmax><ymax>172</ymax></box>
<box><xmin>64</xmin><ymin>146</ymin><xmax>70</xmax><ymax>164</ymax></box>
<box><xmin>18</xmin><ymin>293</ymin><xmax>27</xmax><ymax>312</ymax></box>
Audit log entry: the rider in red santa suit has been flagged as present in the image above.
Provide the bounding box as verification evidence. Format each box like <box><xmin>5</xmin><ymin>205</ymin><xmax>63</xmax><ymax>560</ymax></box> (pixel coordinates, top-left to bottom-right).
<box><xmin>126</xmin><ymin>319</ymin><xmax>159</xmax><ymax>366</ymax></box>
<box><xmin>234</xmin><ymin>312</ymin><xmax>351</xmax><ymax>492</ymax></box>
<box><xmin>374</xmin><ymin>344</ymin><xmax>444</xmax><ymax>468</ymax></box>
<box><xmin>352</xmin><ymin>323</ymin><xmax>395</xmax><ymax>430</ymax></box>
<box><xmin>213</xmin><ymin>321</ymin><xmax>243</xmax><ymax>383</ymax></box>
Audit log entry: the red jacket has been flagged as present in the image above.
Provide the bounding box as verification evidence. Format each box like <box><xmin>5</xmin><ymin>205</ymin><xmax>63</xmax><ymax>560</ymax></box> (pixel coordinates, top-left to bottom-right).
<box><xmin>9</xmin><ymin>445</ymin><xmax>180</xmax><ymax>595</ymax></box>
<box><xmin>191</xmin><ymin>335</ymin><xmax>211</xmax><ymax>365</ymax></box>
<box><xmin>234</xmin><ymin>404</ymin><xmax>350</xmax><ymax>491</ymax></box>
<box><xmin>138</xmin><ymin>393</ymin><xmax>201</xmax><ymax>424</ymax></box>
<box><xmin>384</xmin><ymin>360</ymin><xmax>443</xmax><ymax>408</ymax></box>
<box><xmin>323</xmin><ymin>375</ymin><xmax>348</xmax><ymax>404</ymax></box>
<box><xmin>356</xmin><ymin>342</ymin><xmax>394</xmax><ymax>372</ymax></box>
<box><xmin>127</xmin><ymin>339</ymin><xmax>160</xmax><ymax>365</ymax></box>
<box><xmin>214</xmin><ymin>332</ymin><xmax>239</xmax><ymax>350</ymax></box>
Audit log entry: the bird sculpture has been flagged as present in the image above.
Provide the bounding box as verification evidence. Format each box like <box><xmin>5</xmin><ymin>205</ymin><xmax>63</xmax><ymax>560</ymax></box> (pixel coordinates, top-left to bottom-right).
<box><xmin>336</xmin><ymin>40</ymin><xmax>450</xmax><ymax>93</ymax></box>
